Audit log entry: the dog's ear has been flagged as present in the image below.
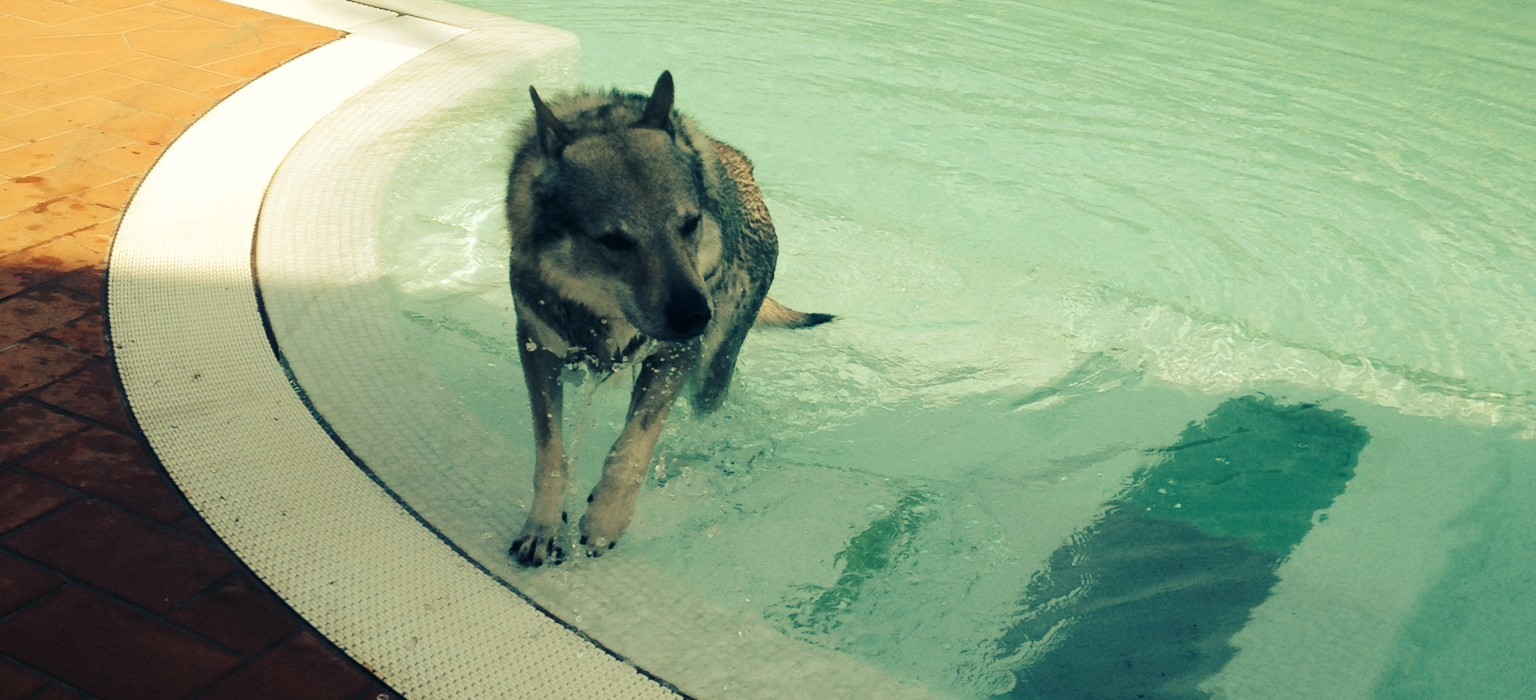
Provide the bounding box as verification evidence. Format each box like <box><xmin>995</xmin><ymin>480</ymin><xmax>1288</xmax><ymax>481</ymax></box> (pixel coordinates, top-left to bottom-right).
<box><xmin>529</xmin><ymin>85</ymin><xmax>572</xmax><ymax>157</ymax></box>
<box><xmin>635</xmin><ymin>70</ymin><xmax>674</xmax><ymax>132</ymax></box>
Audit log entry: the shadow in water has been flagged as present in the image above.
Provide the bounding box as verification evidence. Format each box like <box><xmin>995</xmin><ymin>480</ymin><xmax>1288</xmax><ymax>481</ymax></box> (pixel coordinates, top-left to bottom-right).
<box><xmin>996</xmin><ymin>395</ymin><xmax>1370</xmax><ymax>700</ymax></box>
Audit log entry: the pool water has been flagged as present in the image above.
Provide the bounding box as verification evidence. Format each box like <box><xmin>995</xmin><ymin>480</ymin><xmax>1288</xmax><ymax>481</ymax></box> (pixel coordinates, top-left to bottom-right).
<box><xmin>263</xmin><ymin>0</ymin><xmax>1536</xmax><ymax>697</ymax></box>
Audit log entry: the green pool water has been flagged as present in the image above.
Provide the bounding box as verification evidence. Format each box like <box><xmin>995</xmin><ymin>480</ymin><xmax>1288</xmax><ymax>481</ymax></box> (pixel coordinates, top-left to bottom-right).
<box><xmin>265</xmin><ymin>0</ymin><xmax>1536</xmax><ymax>697</ymax></box>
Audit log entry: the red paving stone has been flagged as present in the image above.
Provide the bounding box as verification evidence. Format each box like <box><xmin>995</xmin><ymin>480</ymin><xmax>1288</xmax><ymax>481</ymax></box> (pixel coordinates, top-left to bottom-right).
<box><xmin>0</xmin><ymin>550</ymin><xmax>64</xmax><ymax>618</ymax></box>
<box><xmin>170</xmin><ymin>573</ymin><xmax>301</xmax><ymax>656</ymax></box>
<box><xmin>1</xmin><ymin>1</ymin><xmax>395</xmax><ymax>697</ymax></box>
<box><xmin>6</xmin><ymin>500</ymin><xmax>233</xmax><ymax>613</ymax></box>
<box><xmin>15</xmin><ymin>428</ymin><xmax>188</xmax><ymax>521</ymax></box>
<box><xmin>0</xmin><ymin>587</ymin><xmax>243</xmax><ymax>699</ymax></box>
<box><xmin>197</xmin><ymin>632</ymin><xmax>377</xmax><ymax>700</ymax></box>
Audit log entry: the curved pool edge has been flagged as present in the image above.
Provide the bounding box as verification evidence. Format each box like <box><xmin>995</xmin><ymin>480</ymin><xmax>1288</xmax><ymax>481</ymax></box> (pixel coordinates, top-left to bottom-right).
<box><xmin>107</xmin><ymin>3</ymin><xmax>682</xmax><ymax>698</ymax></box>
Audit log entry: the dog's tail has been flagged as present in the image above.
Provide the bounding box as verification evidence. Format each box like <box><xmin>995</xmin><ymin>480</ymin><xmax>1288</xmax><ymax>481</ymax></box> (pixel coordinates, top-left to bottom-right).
<box><xmin>756</xmin><ymin>297</ymin><xmax>834</xmax><ymax>328</ymax></box>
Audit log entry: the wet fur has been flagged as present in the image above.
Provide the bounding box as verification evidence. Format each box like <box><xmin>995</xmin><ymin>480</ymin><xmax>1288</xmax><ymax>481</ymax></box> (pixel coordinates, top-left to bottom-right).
<box><xmin>505</xmin><ymin>72</ymin><xmax>829</xmax><ymax>565</ymax></box>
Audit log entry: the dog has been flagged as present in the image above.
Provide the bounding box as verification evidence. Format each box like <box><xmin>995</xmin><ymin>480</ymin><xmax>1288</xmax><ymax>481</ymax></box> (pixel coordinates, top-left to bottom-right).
<box><xmin>504</xmin><ymin>71</ymin><xmax>831</xmax><ymax>566</ymax></box>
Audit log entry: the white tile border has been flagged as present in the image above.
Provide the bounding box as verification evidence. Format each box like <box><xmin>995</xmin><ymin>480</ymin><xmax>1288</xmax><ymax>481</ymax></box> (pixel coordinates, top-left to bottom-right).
<box><xmin>107</xmin><ymin>3</ymin><xmax>681</xmax><ymax>698</ymax></box>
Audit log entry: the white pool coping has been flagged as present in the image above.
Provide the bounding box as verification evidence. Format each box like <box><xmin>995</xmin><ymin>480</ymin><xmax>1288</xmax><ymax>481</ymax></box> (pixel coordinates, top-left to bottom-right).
<box><xmin>107</xmin><ymin>2</ymin><xmax>679</xmax><ymax>697</ymax></box>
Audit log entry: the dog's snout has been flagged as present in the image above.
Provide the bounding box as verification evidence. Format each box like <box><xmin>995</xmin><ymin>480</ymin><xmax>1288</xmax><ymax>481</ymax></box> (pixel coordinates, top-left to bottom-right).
<box><xmin>664</xmin><ymin>287</ymin><xmax>711</xmax><ymax>338</ymax></box>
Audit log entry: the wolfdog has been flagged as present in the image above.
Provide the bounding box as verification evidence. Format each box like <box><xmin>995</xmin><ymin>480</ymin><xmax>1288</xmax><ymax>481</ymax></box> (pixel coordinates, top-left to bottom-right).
<box><xmin>504</xmin><ymin>71</ymin><xmax>831</xmax><ymax>566</ymax></box>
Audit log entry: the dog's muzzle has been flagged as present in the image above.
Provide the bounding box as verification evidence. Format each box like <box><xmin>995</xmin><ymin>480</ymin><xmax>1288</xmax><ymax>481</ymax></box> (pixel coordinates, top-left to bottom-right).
<box><xmin>661</xmin><ymin>286</ymin><xmax>711</xmax><ymax>340</ymax></box>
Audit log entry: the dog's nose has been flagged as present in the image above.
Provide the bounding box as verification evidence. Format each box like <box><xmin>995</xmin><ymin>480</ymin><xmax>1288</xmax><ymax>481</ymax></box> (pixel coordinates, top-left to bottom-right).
<box><xmin>664</xmin><ymin>287</ymin><xmax>711</xmax><ymax>338</ymax></box>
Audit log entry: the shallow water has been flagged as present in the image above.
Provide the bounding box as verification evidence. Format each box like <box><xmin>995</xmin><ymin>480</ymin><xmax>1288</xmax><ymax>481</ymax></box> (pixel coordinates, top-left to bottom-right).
<box><xmin>267</xmin><ymin>1</ymin><xmax>1536</xmax><ymax>697</ymax></box>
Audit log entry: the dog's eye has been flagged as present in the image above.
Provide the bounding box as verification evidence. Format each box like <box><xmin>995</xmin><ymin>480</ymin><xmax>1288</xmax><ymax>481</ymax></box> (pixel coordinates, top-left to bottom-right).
<box><xmin>679</xmin><ymin>215</ymin><xmax>701</xmax><ymax>238</ymax></box>
<box><xmin>594</xmin><ymin>232</ymin><xmax>636</xmax><ymax>252</ymax></box>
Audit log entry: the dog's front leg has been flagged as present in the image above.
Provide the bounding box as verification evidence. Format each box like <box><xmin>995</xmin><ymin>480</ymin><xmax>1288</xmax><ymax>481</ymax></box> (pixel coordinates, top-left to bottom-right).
<box><xmin>579</xmin><ymin>344</ymin><xmax>693</xmax><ymax>556</ymax></box>
<box><xmin>510</xmin><ymin>323</ymin><xmax>570</xmax><ymax>567</ymax></box>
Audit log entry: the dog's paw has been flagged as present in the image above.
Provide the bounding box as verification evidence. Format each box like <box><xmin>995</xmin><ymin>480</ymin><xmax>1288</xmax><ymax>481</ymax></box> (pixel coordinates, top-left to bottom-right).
<box><xmin>509</xmin><ymin>514</ymin><xmax>567</xmax><ymax>567</ymax></box>
<box><xmin>578</xmin><ymin>493</ymin><xmax>635</xmax><ymax>558</ymax></box>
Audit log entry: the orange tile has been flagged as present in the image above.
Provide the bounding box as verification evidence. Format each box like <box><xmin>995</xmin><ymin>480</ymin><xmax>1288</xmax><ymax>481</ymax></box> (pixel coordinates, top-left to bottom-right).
<box><xmin>128</xmin><ymin>28</ymin><xmax>266</xmax><ymax>65</ymax></box>
<box><xmin>0</xmin><ymin>70</ymin><xmax>134</xmax><ymax>111</ymax></box>
<box><xmin>1</xmin><ymin>180</ymin><xmax>38</xmax><ymax>218</ymax></box>
<box><xmin>0</xmin><ymin>97</ymin><xmax>128</xmax><ymax>143</ymax></box>
<box><xmin>0</xmin><ymin>71</ymin><xmax>36</xmax><ymax>96</ymax></box>
<box><xmin>0</xmin><ymin>34</ymin><xmax>130</xmax><ymax>59</ymax></box>
<box><xmin>198</xmin><ymin>80</ymin><xmax>242</xmax><ymax>103</ymax></box>
<box><xmin>106</xmin><ymin>55</ymin><xmax>236</xmax><ymax>94</ymax></box>
<box><xmin>157</xmin><ymin>0</ymin><xmax>277</xmax><ymax>27</ymax></box>
<box><xmin>0</xmin><ymin>103</ymin><xmax>25</xmax><ymax>123</ymax></box>
<box><xmin>91</xmin><ymin>141</ymin><xmax>163</xmax><ymax>175</ymax></box>
<box><xmin>4</xmin><ymin>51</ymin><xmax>144</xmax><ymax>82</ymax></box>
<box><xmin>202</xmin><ymin>43</ymin><xmax>317</xmax><ymax>80</ymax></box>
<box><xmin>147</xmin><ymin>14</ymin><xmax>230</xmax><ymax>35</ymax></box>
<box><xmin>4</xmin><ymin>1</ymin><xmax>97</xmax><ymax>27</ymax></box>
<box><xmin>76</xmin><ymin>175</ymin><xmax>140</xmax><ymax>211</ymax></box>
<box><xmin>0</xmin><ymin>129</ymin><xmax>134</xmax><ymax>179</ymax></box>
<box><xmin>103</xmin><ymin>81</ymin><xmax>213</xmax><ymax>120</ymax></box>
<box><xmin>57</xmin><ymin>5</ymin><xmax>186</xmax><ymax>35</ymax></box>
<box><xmin>28</xmin><ymin>159</ymin><xmax>133</xmax><ymax>201</ymax></box>
<box><xmin>53</xmin><ymin>159</ymin><xmax>133</xmax><ymax>198</ymax></box>
<box><xmin>99</xmin><ymin>108</ymin><xmax>186</xmax><ymax>145</ymax></box>
<box><xmin>0</xmin><ymin>194</ymin><xmax>121</xmax><ymax>253</ymax></box>
<box><xmin>0</xmin><ymin>14</ymin><xmax>54</xmax><ymax>39</ymax></box>
<box><xmin>250</xmin><ymin>19</ymin><xmax>343</xmax><ymax>47</ymax></box>
<box><xmin>64</xmin><ymin>223</ymin><xmax>116</xmax><ymax>257</ymax></box>
<box><xmin>66</xmin><ymin>0</ymin><xmax>162</xmax><ymax>13</ymax></box>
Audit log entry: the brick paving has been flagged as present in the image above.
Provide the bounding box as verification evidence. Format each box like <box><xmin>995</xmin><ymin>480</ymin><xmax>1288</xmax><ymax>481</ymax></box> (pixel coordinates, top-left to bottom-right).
<box><xmin>2</xmin><ymin>1</ymin><xmax>396</xmax><ymax>697</ymax></box>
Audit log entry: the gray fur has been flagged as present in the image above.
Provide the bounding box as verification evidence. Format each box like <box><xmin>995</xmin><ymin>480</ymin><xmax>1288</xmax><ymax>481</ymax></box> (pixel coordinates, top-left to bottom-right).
<box><xmin>504</xmin><ymin>71</ymin><xmax>829</xmax><ymax>565</ymax></box>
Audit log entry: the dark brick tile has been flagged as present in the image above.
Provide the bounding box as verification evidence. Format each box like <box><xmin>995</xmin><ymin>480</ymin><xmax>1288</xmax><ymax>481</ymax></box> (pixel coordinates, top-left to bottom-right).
<box><xmin>0</xmin><ymin>338</ymin><xmax>93</xmax><ymax>404</ymax></box>
<box><xmin>0</xmin><ymin>400</ymin><xmax>88</xmax><ymax>463</ymax></box>
<box><xmin>173</xmin><ymin>511</ymin><xmax>222</xmax><ymax>545</ymax></box>
<box><xmin>15</xmin><ymin>428</ymin><xmax>184</xmax><ymax>522</ymax></box>
<box><xmin>0</xmin><ymin>236</ymin><xmax>100</xmax><ymax>300</ymax></box>
<box><xmin>171</xmin><ymin>573</ymin><xmax>298</xmax><ymax>656</ymax></box>
<box><xmin>26</xmin><ymin>686</ymin><xmax>90</xmax><ymax>700</ymax></box>
<box><xmin>4</xmin><ymin>500</ymin><xmax>234</xmax><ymax>614</ymax></box>
<box><xmin>0</xmin><ymin>549</ymin><xmax>64</xmax><ymax>617</ymax></box>
<box><xmin>198</xmin><ymin>631</ymin><xmax>372</xmax><ymax>700</ymax></box>
<box><xmin>357</xmin><ymin>682</ymin><xmax>398</xmax><ymax>700</ymax></box>
<box><xmin>0</xmin><ymin>468</ymin><xmax>76</xmax><ymax>536</ymax></box>
<box><xmin>44</xmin><ymin>312</ymin><xmax>108</xmax><ymax>357</ymax></box>
<box><xmin>0</xmin><ymin>587</ymin><xmax>240</xmax><ymax>700</ymax></box>
<box><xmin>0</xmin><ymin>286</ymin><xmax>97</xmax><ymax>348</ymax></box>
<box><xmin>52</xmin><ymin>266</ymin><xmax>105</xmax><ymax>301</ymax></box>
<box><xmin>34</xmin><ymin>360</ymin><xmax>133</xmax><ymax>431</ymax></box>
<box><xmin>0</xmin><ymin>656</ymin><xmax>48</xmax><ymax>700</ymax></box>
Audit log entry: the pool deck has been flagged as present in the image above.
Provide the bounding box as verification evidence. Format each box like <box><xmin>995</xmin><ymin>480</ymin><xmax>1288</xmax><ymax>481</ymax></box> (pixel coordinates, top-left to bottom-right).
<box><xmin>0</xmin><ymin>0</ymin><xmax>393</xmax><ymax>696</ymax></box>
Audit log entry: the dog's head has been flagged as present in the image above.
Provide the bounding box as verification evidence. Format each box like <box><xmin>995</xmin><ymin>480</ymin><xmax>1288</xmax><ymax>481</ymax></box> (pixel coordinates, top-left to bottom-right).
<box><xmin>520</xmin><ymin>71</ymin><xmax>720</xmax><ymax>343</ymax></box>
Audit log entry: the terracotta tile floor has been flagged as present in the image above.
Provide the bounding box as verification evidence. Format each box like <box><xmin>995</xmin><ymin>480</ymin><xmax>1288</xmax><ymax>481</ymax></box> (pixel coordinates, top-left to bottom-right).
<box><xmin>1</xmin><ymin>1</ymin><xmax>397</xmax><ymax>697</ymax></box>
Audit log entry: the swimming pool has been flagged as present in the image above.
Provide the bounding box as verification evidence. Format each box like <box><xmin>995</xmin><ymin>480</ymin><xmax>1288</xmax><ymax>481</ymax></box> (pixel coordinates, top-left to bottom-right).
<box><xmin>253</xmin><ymin>0</ymin><xmax>1536</xmax><ymax>697</ymax></box>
